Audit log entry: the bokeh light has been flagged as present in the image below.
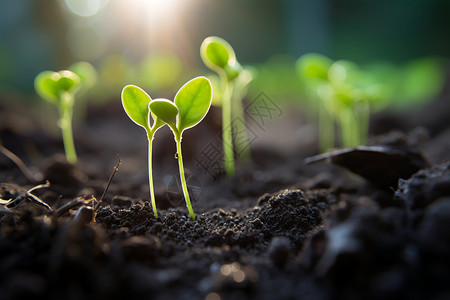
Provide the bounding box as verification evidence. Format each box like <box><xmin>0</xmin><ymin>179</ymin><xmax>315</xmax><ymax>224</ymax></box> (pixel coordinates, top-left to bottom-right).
<box><xmin>63</xmin><ymin>0</ymin><xmax>109</xmax><ymax>17</ymax></box>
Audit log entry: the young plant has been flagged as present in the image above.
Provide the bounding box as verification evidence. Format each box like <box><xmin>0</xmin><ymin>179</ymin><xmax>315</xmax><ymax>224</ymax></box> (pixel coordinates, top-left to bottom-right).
<box><xmin>328</xmin><ymin>60</ymin><xmax>381</xmax><ymax>147</ymax></box>
<box><xmin>296</xmin><ymin>53</ymin><xmax>334</xmax><ymax>151</ymax></box>
<box><xmin>121</xmin><ymin>85</ymin><xmax>164</xmax><ymax>217</ymax></box>
<box><xmin>149</xmin><ymin>76</ymin><xmax>212</xmax><ymax>220</ymax></box>
<box><xmin>68</xmin><ymin>61</ymin><xmax>98</xmax><ymax>120</ymax></box>
<box><xmin>68</xmin><ymin>61</ymin><xmax>97</xmax><ymax>95</ymax></box>
<box><xmin>200</xmin><ymin>36</ymin><xmax>252</xmax><ymax>176</ymax></box>
<box><xmin>34</xmin><ymin>70</ymin><xmax>81</xmax><ymax>163</ymax></box>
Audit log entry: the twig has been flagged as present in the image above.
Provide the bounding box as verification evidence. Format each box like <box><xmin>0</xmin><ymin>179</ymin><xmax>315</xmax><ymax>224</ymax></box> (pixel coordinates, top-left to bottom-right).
<box><xmin>0</xmin><ymin>181</ymin><xmax>52</xmax><ymax>212</ymax></box>
<box><xmin>94</xmin><ymin>159</ymin><xmax>121</xmax><ymax>213</ymax></box>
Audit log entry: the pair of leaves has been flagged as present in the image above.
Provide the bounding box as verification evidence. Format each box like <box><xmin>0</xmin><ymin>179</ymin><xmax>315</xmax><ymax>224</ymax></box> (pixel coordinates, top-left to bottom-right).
<box><xmin>34</xmin><ymin>62</ymin><xmax>97</xmax><ymax>104</ymax></box>
<box><xmin>201</xmin><ymin>36</ymin><xmax>242</xmax><ymax>81</ymax></box>
<box><xmin>122</xmin><ymin>76</ymin><xmax>212</xmax><ymax>135</ymax></box>
<box><xmin>34</xmin><ymin>70</ymin><xmax>80</xmax><ymax>104</ymax></box>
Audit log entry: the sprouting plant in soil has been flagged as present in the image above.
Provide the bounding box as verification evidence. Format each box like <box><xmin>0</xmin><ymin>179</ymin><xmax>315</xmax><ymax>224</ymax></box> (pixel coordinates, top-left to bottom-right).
<box><xmin>121</xmin><ymin>85</ymin><xmax>165</xmax><ymax>217</ymax></box>
<box><xmin>34</xmin><ymin>69</ymin><xmax>82</xmax><ymax>163</ymax></box>
<box><xmin>296</xmin><ymin>53</ymin><xmax>334</xmax><ymax>151</ymax></box>
<box><xmin>326</xmin><ymin>60</ymin><xmax>374</xmax><ymax>147</ymax></box>
<box><xmin>297</xmin><ymin>54</ymin><xmax>392</xmax><ymax>150</ymax></box>
<box><xmin>149</xmin><ymin>76</ymin><xmax>212</xmax><ymax>220</ymax></box>
<box><xmin>200</xmin><ymin>36</ymin><xmax>252</xmax><ymax>176</ymax></box>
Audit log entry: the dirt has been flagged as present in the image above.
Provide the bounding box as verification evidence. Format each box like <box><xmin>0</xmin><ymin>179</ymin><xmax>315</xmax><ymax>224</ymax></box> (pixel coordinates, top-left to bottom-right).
<box><xmin>1</xmin><ymin>81</ymin><xmax>450</xmax><ymax>300</ymax></box>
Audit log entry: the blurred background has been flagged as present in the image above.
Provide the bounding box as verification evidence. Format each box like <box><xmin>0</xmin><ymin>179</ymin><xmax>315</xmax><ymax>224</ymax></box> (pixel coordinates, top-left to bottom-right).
<box><xmin>0</xmin><ymin>0</ymin><xmax>449</xmax><ymax>194</ymax></box>
<box><xmin>1</xmin><ymin>0</ymin><xmax>449</xmax><ymax>98</ymax></box>
<box><xmin>0</xmin><ymin>0</ymin><xmax>449</xmax><ymax>162</ymax></box>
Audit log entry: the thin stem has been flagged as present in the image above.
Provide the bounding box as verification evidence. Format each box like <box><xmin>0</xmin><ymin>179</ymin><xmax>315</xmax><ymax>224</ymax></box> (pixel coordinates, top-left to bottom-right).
<box><xmin>339</xmin><ymin>107</ymin><xmax>358</xmax><ymax>147</ymax></box>
<box><xmin>221</xmin><ymin>76</ymin><xmax>235</xmax><ymax>176</ymax></box>
<box><xmin>59</xmin><ymin>93</ymin><xmax>77</xmax><ymax>163</ymax></box>
<box><xmin>147</xmin><ymin>133</ymin><xmax>158</xmax><ymax>217</ymax></box>
<box><xmin>175</xmin><ymin>134</ymin><xmax>195</xmax><ymax>220</ymax></box>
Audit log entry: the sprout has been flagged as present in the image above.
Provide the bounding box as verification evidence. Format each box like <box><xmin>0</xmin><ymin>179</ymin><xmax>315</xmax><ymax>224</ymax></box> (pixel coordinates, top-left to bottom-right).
<box><xmin>150</xmin><ymin>76</ymin><xmax>212</xmax><ymax>220</ymax></box>
<box><xmin>68</xmin><ymin>61</ymin><xmax>97</xmax><ymax>95</ymax></box>
<box><xmin>34</xmin><ymin>70</ymin><xmax>81</xmax><ymax>163</ymax></box>
<box><xmin>296</xmin><ymin>53</ymin><xmax>334</xmax><ymax>151</ymax></box>
<box><xmin>121</xmin><ymin>85</ymin><xmax>164</xmax><ymax>217</ymax></box>
<box><xmin>201</xmin><ymin>36</ymin><xmax>252</xmax><ymax>176</ymax></box>
<box><xmin>297</xmin><ymin>54</ymin><xmax>390</xmax><ymax>149</ymax></box>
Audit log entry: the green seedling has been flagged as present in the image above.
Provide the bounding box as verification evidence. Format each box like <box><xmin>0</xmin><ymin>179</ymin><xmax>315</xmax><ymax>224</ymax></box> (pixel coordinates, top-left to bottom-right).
<box><xmin>150</xmin><ymin>76</ymin><xmax>212</xmax><ymax>220</ymax></box>
<box><xmin>69</xmin><ymin>61</ymin><xmax>97</xmax><ymax>95</ymax></box>
<box><xmin>327</xmin><ymin>60</ymin><xmax>385</xmax><ymax>147</ymax></box>
<box><xmin>297</xmin><ymin>54</ymin><xmax>391</xmax><ymax>150</ymax></box>
<box><xmin>296</xmin><ymin>53</ymin><xmax>334</xmax><ymax>151</ymax></box>
<box><xmin>34</xmin><ymin>70</ymin><xmax>81</xmax><ymax>163</ymax></box>
<box><xmin>121</xmin><ymin>85</ymin><xmax>165</xmax><ymax>217</ymax></box>
<box><xmin>68</xmin><ymin>61</ymin><xmax>97</xmax><ymax>119</ymax></box>
<box><xmin>201</xmin><ymin>36</ymin><xmax>252</xmax><ymax>176</ymax></box>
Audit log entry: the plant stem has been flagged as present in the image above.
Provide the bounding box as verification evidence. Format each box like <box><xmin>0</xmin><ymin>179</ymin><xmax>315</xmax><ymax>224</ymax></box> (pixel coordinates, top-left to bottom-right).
<box><xmin>175</xmin><ymin>135</ymin><xmax>195</xmax><ymax>220</ymax></box>
<box><xmin>221</xmin><ymin>78</ymin><xmax>235</xmax><ymax>176</ymax></box>
<box><xmin>147</xmin><ymin>133</ymin><xmax>157</xmax><ymax>217</ymax></box>
<box><xmin>338</xmin><ymin>108</ymin><xmax>353</xmax><ymax>147</ymax></box>
<box><xmin>59</xmin><ymin>93</ymin><xmax>77</xmax><ymax>164</ymax></box>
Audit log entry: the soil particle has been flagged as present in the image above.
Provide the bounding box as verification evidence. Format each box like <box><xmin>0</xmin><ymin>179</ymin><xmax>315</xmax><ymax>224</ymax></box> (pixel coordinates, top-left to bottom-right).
<box><xmin>395</xmin><ymin>161</ymin><xmax>450</xmax><ymax>226</ymax></box>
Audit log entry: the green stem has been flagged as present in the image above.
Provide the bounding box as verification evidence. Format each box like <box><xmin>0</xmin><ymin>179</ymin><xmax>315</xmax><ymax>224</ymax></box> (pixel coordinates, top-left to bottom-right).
<box><xmin>221</xmin><ymin>77</ymin><xmax>235</xmax><ymax>176</ymax></box>
<box><xmin>338</xmin><ymin>108</ymin><xmax>353</xmax><ymax>147</ymax></box>
<box><xmin>59</xmin><ymin>93</ymin><xmax>77</xmax><ymax>164</ymax></box>
<box><xmin>175</xmin><ymin>134</ymin><xmax>195</xmax><ymax>220</ymax></box>
<box><xmin>147</xmin><ymin>133</ymin><xmax>157</xmax><ymax>217</ymax></box>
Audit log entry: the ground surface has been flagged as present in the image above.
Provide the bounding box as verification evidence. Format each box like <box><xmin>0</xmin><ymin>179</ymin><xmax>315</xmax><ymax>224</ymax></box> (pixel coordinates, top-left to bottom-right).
<box><xmin>1</xmin><ymin>83</ymin><xmax>450</xmax><ymax>300</ymax></box>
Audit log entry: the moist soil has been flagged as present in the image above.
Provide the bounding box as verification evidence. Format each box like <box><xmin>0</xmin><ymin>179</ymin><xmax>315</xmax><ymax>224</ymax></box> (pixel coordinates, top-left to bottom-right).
<box><xmin>1</xmin><ymin>83</ymin><xmax>450</xmax><ymax>300</ymax></box>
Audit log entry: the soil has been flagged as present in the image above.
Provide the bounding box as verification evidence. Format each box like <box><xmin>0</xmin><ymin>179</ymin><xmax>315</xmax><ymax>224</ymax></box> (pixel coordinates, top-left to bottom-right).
<box><xmin>1</xmin><ymin>78</ymin><xmax>450</xmax><ymax>300</ymax></box>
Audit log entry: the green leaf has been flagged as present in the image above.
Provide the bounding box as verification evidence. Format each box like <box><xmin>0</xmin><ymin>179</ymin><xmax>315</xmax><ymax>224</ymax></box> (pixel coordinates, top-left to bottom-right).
<box><xmin>34</xmin><ymin>70</ymin><xmax>80</xmax><ymax>104</ymax></box>
<box><xmin>69</xmin><ymin>61</ymin><xmax>97</xmax><ymax>89</ymax></box>
<box><xmin>149</xmin><ymin>99</ymin><xmax>179</xmax><ymax>128</ymax></box>
<box><xmin>296</xmin><ymin>53</ymin><xmax>332</xmax><ymax>81</ymax></box>
<box><xmin>121</xmin><ymin>85</ymin><xmax>152</xmax><ymax>130</ymax></box>
<box><xmin>201</xmin><ymin>36</ymin><xmax>235</xmax><ymax>71</ymax></box>
<box><xmin>175</xmin><ymin>76</ymin><xmax>212</xmax><ymax>132</ymax></box>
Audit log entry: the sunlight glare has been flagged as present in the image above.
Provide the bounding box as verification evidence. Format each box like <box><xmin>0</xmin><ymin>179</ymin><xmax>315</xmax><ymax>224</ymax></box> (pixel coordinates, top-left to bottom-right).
<box><xmin>64</xmin><ymin>0</ymin><xmax>109</xmax><ymax>17</ymax></box>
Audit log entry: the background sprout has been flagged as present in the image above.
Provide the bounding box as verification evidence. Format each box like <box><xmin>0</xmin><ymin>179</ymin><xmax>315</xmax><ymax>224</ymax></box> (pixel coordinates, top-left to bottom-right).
<box><xmin>69</xmin><ymin>61</ymin><xmax>97</xmax><ymax>95</ymax></box>
<box><xmin>34</xmin><ymin>70</ymin><xmax>81</xmax><ymax>163</ymax></box>
<box><xmin>150</xmin><ymin>76</ymin><xmax>212</xmax><ymax>220</ymax></box>
<box><xmin>296</xmin><ymin>53</ymin><xmax>334</xmax><ymax>151</ymax></box>
<box><xmin>121</xmin><ymin>85</ymin><xmax>164</xmax><ymax>217</ymax></box>
<box><xmin>327</xmin><ymin>60</ymin><xmax>389</xmax><ymax>147</ymax></box>
<box><xmin>68</xmin><ymin>61</ymin><xmax>97</xmax><ymax>119</ymax></box>
<box><xmin>201</xmin><ymin>36</ymin><xmax>252</xmax><ymax>176</ymax></box>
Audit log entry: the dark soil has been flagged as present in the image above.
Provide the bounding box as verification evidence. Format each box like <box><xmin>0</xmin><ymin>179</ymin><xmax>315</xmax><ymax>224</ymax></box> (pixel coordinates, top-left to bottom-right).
<box><xmin>1</xmin><ymin>81</ymin><xmax>450</xmax><ymax>300</ymax></box>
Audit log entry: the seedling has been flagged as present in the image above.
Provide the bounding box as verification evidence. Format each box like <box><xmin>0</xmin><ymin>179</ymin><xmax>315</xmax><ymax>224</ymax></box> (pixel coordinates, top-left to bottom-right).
<box><xmin>327</xmin><ymin>60</ymin><xmax>382</xmax><ymax>147</ymax></box>
<box><xmin>68</xmin><ymin>61</ymin><xmax>97</xmax><ymax>95</ymax></box>
<box><xmin>296</xmin><ymin>53</ymin><xmax>334</xmax><ymax>151</ymax></box>
<box><xmin>150</xmin><ymin>76</ymin><xmax>212</xmax><ymax>220</ymax></box>
<box><xmin>201</xmin><ymin>36</ymin><xmax>252</xmax><ymax>176</ymax></box>
<box><xmin>297</xmin><ymin>54</ymin><xmax>392</xmax><ymax>150</ymax></box>
<box><xmin>34</xmin><ymin>70</ymin><xmax>81</xmax><ymax>163</ymax></box>
<box><xmin>121</xmin><ymin>85</ymin><xmax>164</xmax><ymax>217</ymax></box>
